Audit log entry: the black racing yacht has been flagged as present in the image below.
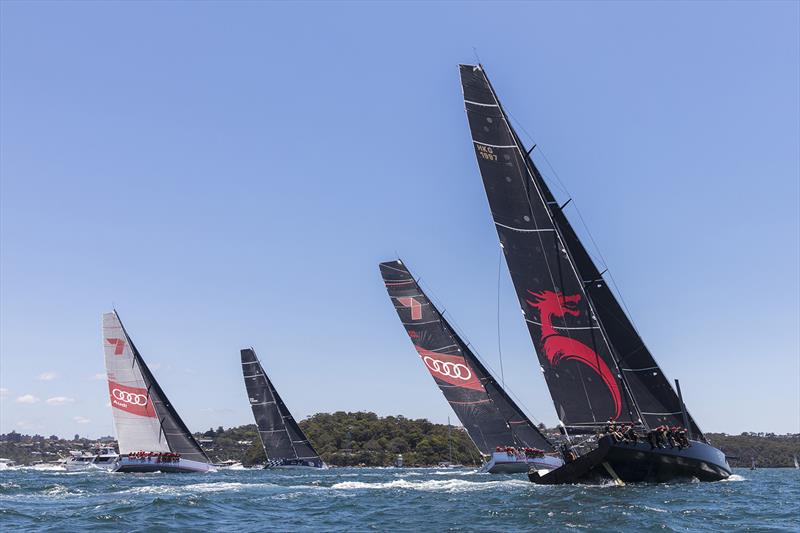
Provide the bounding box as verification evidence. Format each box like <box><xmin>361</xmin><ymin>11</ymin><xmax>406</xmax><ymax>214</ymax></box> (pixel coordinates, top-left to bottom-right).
<box><xmin>241</xmin><ymin>348</ymin><xmax>325</xmax><ymax>468</ymax></box>
<box><xmin>458</xmin><ymin>64</ymin><xmax>731</xmax><ymax>484</ymax></box>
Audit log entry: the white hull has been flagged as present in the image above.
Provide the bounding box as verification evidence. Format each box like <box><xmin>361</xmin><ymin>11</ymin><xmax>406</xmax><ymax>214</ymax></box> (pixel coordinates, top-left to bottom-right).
<box><xmin>479</xmin><ymin>452</ymin><xmax>564</xmax><ymax>474</ymax></box>
<box><xmin>64</xmin><ymin>458</ymin><xmax>118</xmax><ymax>472</ymax></box>
<box><xmin>64</xmin><ymin>461</ymin><xmax>96</xmax><ymax>472</ymax></box>
<box><xmin>113</xmin><ymin>456</ymin><xmax>212</xmax><ymax>473</ymax></box>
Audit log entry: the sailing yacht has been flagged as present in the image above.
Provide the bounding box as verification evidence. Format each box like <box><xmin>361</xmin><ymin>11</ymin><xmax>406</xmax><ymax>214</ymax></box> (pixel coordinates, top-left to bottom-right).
<box><xmin>241</xmin><ymin>348</ymin><xmax>325</xmax><ymax>468</ymax></box>
<box><xmin>102</xmin><ymin>311</ymin><xmax>212</xmax><ymax>473</ymax></box>
<box><xmin>458</xmin><ymin>64</ymin><xmax>731</xmax><ymax>484</ymax></box>
<box><xmin>380</xmin><ymin>259</ymin><xmax>563</xmax><ymax>474</ymax></box>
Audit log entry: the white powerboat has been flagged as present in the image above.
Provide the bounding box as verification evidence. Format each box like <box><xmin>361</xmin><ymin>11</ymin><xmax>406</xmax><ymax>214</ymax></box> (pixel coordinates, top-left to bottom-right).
<box><xmin>63</xmin><ymin>451</ymin><xmax>97</xmax><ymax>471</ymax></box>
<box><xmin>90</xmin><ymin>446</ymin><xmax>119</xmax><ymax>470</ymax></box>
<box><xmin>62</xmin><ymin>446</ymin><xmax>119</xmax><ymax>471</ymax></box>
<box><xmin>479</xmin><ymin>449</ymin><xmax>563</xmax><ymax>474</ymax></box>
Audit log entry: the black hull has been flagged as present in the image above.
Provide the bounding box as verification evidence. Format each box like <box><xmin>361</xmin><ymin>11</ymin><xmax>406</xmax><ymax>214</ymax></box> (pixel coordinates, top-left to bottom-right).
<box><xmin>529</xmin><ymin>436</ymin><xmax>731</xmax><ymax>485</ymax></box>
<box><xmin>265</xmin><ymin>458</ymin><xmax>324</xmax><ymax>469</ymax></box>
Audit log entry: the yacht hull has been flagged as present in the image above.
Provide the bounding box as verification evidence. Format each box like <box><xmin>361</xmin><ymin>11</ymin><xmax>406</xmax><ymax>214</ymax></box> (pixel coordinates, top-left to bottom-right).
<box><xmin>112</xmin><ymin>457</ymin><xmax>211</xmax><ymax>473</ymax></box>
<box><xmin>266</xmin><ymin>458</ymin><xmax>326</xmax><ymax>469</ymax></box>
<box><xmin>529</xmin><ymin>436</ymin><xmax>731</xmax><ymax>485</ymax></box>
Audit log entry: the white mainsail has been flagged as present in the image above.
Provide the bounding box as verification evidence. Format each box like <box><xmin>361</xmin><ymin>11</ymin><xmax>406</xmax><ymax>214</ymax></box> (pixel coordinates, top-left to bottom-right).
<box><xmin>103</xmin><ymin>312</ymin><xmax>169</xmax><ymax>454</ymax></box>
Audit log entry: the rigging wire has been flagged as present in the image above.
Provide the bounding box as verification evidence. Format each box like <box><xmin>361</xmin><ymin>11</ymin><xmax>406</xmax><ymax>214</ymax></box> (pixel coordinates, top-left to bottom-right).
<box><xmin>496</xmin><ymin>249</ymin><xmax>506</xmax><ymax>389</ymax></box>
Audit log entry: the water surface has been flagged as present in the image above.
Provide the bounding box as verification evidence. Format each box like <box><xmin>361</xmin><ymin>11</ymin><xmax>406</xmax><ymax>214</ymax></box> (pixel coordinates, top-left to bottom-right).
<box><xmin>1</xmin><ymin>466</ymin><xmax>797</xmax><ymax>531</ymax></box>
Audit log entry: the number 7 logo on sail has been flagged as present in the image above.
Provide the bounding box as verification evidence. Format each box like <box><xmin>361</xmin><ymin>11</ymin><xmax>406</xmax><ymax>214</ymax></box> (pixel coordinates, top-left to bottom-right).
<box><xmin>397</xmin><ymin>297</ymin><xmax>422</xmax><ymax>320</ymax></box>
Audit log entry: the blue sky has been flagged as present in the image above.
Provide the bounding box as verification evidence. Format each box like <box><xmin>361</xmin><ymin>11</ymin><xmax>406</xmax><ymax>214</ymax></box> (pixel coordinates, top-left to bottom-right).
<box><xmin>1</xmin><ymin>1</ymin><xmax>797</xmax><ymax>439</ymax></box>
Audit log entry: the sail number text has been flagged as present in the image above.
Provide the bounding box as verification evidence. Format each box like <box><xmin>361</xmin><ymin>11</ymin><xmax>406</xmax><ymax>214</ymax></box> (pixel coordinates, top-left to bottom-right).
<box><xmin>475</xmin><ymin>144</ymin><xmax>498</xmax><ymax>161</ymax></box>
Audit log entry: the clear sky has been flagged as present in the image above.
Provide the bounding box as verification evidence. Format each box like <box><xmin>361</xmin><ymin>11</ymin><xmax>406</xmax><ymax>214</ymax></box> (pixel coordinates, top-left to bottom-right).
<box><xmin>1</xmin><ymin>1</ymin><xmax>798</xmax><ymax>439</ymax></box>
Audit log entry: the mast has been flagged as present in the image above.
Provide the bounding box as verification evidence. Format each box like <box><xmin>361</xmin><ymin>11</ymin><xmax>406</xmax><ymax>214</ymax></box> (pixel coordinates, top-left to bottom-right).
<box><xmin>380</xmin><ymin>259</ymin><xmax>553</xmax><ymax>454</ymax></box>
<box><xmin>448</xmin><ymin>416</ymin><xmax>453</xmax><ymax>464</ymax></box>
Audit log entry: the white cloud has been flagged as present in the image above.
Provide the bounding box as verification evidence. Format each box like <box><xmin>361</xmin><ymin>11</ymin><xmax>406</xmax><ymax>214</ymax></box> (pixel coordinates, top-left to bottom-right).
<box><xmin>45</xmin><ymin>396</ymin><xmax>75</xmax><ymax>406</ymax></box>
<box><xmin>16</xmin><ymin>394</ymin><xmax>40</xmax><ymax>404</ymax></box>
<box><xmin>73</xmin><ymin>416</ymin><xmax>91</xmax><ymax>424</ymax></box>
<box><xmin>91</xmin><ymin>373</ymin><xmax>106</xmax><ymax>380</ymax></box>
<box><xmin>37</xmin><ymin>372</ymin><xmax>58</xmax><ymax>381</ymax></box>
<box><xmin>0</xmin><ymin>387</ymin><xmax>9</xmax><ymax>397</ymax></box>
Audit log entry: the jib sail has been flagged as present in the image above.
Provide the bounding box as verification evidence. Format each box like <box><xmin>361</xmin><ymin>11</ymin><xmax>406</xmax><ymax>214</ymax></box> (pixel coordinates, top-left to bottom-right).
<box><xmin>241</xmin><ymin>348</ymin><xmax>322</xmax><ymax>466</ymax></box>
<box><xmin>103</xmin><ymin>311</ymin><xmax>210</xmax><ymax>462</ymax></box>
<box><xmin>459</xmin><ymin>64</ymin><xmax>704</xmax><ymax>437</ymax></box>
<box><xmin>380</xmin><ymin>259</ymin><xmax>553</xmax><ymax>454</ymax></box>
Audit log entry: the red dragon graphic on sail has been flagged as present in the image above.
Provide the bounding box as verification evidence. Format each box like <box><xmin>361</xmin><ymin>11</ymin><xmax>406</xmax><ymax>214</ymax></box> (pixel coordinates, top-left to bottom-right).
<box><xmin>526</xmin><ymin>290</ymin><xmax>621</xmax><ymax>419</ymax></box>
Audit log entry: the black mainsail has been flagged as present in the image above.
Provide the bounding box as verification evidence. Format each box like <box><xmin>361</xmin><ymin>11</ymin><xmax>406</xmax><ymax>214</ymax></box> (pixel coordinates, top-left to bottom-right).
<box><xmin>240</xmin><ymin>348</ymin><xmax>323</xmax><ymax>468</ymax></box>
<box><xmin>380</xmin><ymin>259</ymin><xmax>553</xmax><ymax>454</ymax></box>
<box><xmin>459</xmin><ymin>64</ymin><xmax>703</xmax><ymax>438</ymax></box>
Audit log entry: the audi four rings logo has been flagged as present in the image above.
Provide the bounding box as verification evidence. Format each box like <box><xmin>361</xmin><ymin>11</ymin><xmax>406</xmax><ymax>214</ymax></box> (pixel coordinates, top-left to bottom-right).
<box><xmin>423</xmin><ymin>356</ymin><xmax>473</xmax><ymax>381</ymax></box>
<box><xmin>111</xmin><ymin>388</ymin><xmax>148</xmax><ymax>406</ymax></box>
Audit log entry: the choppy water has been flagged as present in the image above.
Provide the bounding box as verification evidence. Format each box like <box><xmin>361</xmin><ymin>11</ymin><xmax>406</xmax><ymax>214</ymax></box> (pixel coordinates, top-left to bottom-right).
<box><xmin>0</xmin><ymin>466</ymin><xmax>797</xmax><ymax>531</ymax></box>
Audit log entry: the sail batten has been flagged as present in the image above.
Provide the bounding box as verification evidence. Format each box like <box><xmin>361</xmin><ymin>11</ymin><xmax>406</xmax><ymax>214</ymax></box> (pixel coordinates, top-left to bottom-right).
<box><xmin>240</xmin><ymin>348</ymin><xmax>323</xmax><ymax>467</ymax></box>
<box><xmin>380</xmin><ymin>259</ymin><xmax>553</xmax><ymax>454</ymax></box>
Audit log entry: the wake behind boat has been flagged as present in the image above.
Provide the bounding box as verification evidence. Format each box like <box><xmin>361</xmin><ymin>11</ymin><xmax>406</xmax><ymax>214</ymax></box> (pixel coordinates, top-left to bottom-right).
<box><xmin>380</xmin><ymin>260</ymin><xmax>563</xmax><ymax>475</ymax></box>
<box><xmin>102</xmin><ymin>311</ymin><xmax>212</xmax><ymax>473</ymax></box>
<box><xmin>459</xmin><ymin>64</ymin><xmax>731</xmax><ymax>484</ymax></box>
<box><xmin>241</xmin><ymin>348</ymin><xmax>325</xmax><ymax>469</ymax></box>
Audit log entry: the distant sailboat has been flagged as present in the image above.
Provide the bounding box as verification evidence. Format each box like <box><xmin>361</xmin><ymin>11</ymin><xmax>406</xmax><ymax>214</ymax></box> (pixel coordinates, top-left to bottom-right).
<box><xmin>438</xmin><ymin>417</ymin><xmax>463</xmax><ymax>469</ymax></box>
<box><xmin>750</xmin><ymin>458</ymin><xmax>757</xmax><ymax>470</ymax></box>
<box><xmin>793</xmin><ymin>455</ymin><xmax>798</xmax><ymax>469</ymax></box>
<box><xmin>458</xmin><ymin>64</ymin><xmax>731</xmax><ymax>484</ymax></box>
<box><xmin>241</xmin><ymin>348</ymin><xmax>325</xmax><ymax>468</ymax></box>
<box><xmin>102</xmin><ymin>311</ymin><xmax>211</xmax><ymax>473</ymax></box>
<box><xmin>380</xmin><ymin>259</ymin><xmax>563</xmax><ymax>474</ymax></box>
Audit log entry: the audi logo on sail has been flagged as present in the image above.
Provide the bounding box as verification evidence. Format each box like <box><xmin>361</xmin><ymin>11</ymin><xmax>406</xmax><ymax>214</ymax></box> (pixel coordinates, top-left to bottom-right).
<box><xmin>423</xmin><ymin>356</ymin><xmax>473</xmax><ymax>381</ymax></box>
<box><xmin>111</xmin><ymin>388</ymin><xmax>148</xmax><ymax>406</ymax></box>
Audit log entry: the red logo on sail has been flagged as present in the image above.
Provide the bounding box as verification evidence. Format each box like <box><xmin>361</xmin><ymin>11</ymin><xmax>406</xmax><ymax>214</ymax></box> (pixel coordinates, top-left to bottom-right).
<box><xmin>414</xmin><ymin>346</ymin><xmax>483</xmax><ymax>391</ymax></box>
<box><xmin>397</xmin><ymin>297</ymin><xmax>422</xmax><ymax>320</ymax></box>
<box><xmin>106</xmin><ymin>338</ymin><xmax>126</xmax><ymax>356</ymax></box>
<box><xmin>108</xmin><ymin>381</ymin><xmax>156</xmax><ymax>418</ymax></box>
<box><xmin>526</xmin><ymin>290</ymin><xmax>622</xmax><ymax>419</ymax></box>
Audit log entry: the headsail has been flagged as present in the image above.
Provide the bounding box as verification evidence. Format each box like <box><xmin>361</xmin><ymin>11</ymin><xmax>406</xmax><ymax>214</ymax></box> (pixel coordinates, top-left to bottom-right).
<box><xmin>103</xmin><ymin>311</ymin><xmax>209</xmax><ymax>462</ymax></box>
<box><xmin>380</xmin><ymin>259</ymin><xmax>553</xmax><ymax>454</ymax></box>
<box><xmin>241</xmin><ymin>348</ymin><xmax>323</xmax><ymax>466</ymax></box>
<box><xmin>459</xmin><ymin>64</ymin><xmax>704</xmax><ymax>437</ymax></box>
